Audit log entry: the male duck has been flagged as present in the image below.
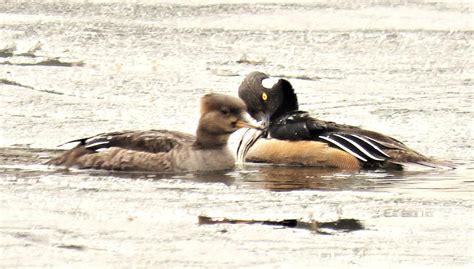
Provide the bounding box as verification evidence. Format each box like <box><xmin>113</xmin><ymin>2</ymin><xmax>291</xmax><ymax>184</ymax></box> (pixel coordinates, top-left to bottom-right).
<box><xmin>237</xmin><ymin>71</ymin><xmax>452</xmax><ymax>170</ymax></box>
<box><xmin>48</xmin><ymin>93</ymin><xmax>261</xmax><ymax>173</ymax></box>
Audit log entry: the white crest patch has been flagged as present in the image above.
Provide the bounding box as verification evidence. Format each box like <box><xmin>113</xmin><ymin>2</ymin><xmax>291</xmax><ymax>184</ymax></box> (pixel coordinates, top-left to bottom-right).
<box><xmin>262</xmin><ymin>77</ymin><xmax>279</xmax><ymax>89</ymax></box>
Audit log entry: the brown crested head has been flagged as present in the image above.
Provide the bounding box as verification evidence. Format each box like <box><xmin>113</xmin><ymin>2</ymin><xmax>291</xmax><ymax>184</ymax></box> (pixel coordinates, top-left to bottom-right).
<box><xmin>195</xmin><ymin>93</ymin><xmax>261</xmax><ymax>148</ymax></box>
<box><xmin>200</xmin><ymin>93</ymin><xmax>246</xmax><ymax>116</ymax></box>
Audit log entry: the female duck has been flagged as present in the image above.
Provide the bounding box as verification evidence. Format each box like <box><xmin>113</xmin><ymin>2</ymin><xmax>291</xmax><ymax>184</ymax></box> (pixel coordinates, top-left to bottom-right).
<box><xmin>237</xmin><ymin>71</ymin><xmax>452</xmax><ymax>170</ymax></box>
<box><xmin>48</xmin><ymin>93</ymin><xmax>260</xmax><ymax>173</ymax></box>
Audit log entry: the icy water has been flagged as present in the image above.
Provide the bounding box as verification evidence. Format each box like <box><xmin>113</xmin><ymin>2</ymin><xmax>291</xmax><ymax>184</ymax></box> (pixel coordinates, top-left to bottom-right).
<box><xmin>1</xmin><ymin>0</ymin><xmax>473</xmax><ymax>268</ymax></box>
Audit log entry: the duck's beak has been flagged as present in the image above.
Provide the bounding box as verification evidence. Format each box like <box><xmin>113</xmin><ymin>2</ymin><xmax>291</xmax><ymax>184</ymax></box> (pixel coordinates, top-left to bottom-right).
<box><xmin>261</xmin><ymin>114</ymin><xmax>270</xmax><ymax>130</ymax></box>
<box><xmin>235</xmin><ymin>112</ymin><xmax>264</xmax><ymax>130</ymax></box>
<box><xmin>248</xmin><ymin>112</ymin><xmax>270</xmax><ymax>130</ymax></box>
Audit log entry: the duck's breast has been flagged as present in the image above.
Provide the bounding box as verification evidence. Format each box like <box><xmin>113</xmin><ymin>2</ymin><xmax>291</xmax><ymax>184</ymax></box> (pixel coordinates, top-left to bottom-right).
<box><xmin>172</xmin><ymin>147</ymin><xmax>235</xmax><ymax>172</ymax></box>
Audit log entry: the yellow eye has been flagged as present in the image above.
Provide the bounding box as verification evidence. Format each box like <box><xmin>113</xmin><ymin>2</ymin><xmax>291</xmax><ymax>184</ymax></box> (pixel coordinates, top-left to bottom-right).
<box><xmin>262</xmin><ymin>92</ymin><xmax>268</xmax><ymax>101</ymax></box>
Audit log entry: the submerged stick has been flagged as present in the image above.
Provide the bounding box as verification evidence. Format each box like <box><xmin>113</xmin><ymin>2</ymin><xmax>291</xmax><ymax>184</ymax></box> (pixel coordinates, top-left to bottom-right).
<box><xmin>0</xmin><ymin>78</ymin><xmax>34</xmax><ymax>89</ymax></box>
<box><xmin>198</xmin><ymin>216</ymin><xmax>363</xmax><ymax>234</ymax></box>
<box><xmin>0</xmin><ymin>58</ymin><xmax>84</xmax><ymax>67</ymax></box>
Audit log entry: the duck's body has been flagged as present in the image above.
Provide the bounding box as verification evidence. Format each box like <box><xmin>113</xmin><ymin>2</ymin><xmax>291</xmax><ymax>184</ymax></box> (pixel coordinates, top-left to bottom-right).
<box><xmin>238</xmin><ymin>71</ymin><xmax>451</xmax><ymax>170</ymax></box>
<box><xmin>48</xmin><ymin>93</ymin><xmax>259</xmax><ymax>173</ymax></box>
<box><xmin>245</xmin><ymin>139</ymin><xmax>362</xmax><ymax>169</ymax></box>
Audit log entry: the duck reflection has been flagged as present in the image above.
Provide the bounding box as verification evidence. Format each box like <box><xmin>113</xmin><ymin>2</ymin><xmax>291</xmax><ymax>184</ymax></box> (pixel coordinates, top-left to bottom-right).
<box><xmin>236</xmin><ymin>164</ymin><xmax>385</xmax><ymax>191</ymax></box>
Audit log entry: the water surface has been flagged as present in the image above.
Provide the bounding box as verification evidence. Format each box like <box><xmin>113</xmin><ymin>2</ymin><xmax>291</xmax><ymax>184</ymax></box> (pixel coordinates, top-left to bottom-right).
<box><xmin>0</xmin><ymin>0</ymin><xmax>473</xmax><ymax>268</ymax></box>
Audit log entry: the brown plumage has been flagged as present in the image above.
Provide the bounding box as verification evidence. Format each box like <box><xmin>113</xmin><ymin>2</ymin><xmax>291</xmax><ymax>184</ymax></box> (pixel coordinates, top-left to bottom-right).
<box><xmin>48</xmin><ymin>93</ymin><xmax>261</xmax><ymax>173</ymax></box>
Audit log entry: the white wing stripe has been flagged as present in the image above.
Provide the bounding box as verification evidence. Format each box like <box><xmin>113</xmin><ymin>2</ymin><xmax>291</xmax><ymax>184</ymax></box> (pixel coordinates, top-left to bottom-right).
<box><xmin>333</xmin><ymin>134</ymin><xmax>386</xmax><ymax>161</ymax></box>
<box><xmin>364</xmin><ymin>135</ymin><xmax>405</xmax><ymax>150</ymax></box>
<box><xmin>348</xmin><ymin>134</ymin><xmax>391</xmax><ymax>158</ymax></box>
<box><xmin>85</xmin><ymin>136</ymin><xmax>106</xmax><ymax>143</ymax></box>
<box><xmin>85</xmin><ymin>141</ymin><xmax>110</xmax><ymax>149</ymax></box>
<box><xmin>319</xmin><ymin>135</ymin><xmax>368</xmax><ymax>162</ymax></box>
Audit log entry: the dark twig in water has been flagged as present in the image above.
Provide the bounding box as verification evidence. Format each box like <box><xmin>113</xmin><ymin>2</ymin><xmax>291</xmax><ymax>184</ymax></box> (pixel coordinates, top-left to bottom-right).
<box><xmin>0</xmin><ymin>47</ymin><xmax>15</xmax><ymax>58</ymax></box>
<box><xmin>198</xmin><ymin>216</ymin><xmax>363</xmax><ymax>234</ymax></box>
<box><xmin>0</xmin><ymin>58</ymin><xmax>84</xmax><ymax>67</ymax></box>
<box><xmin>0</xmin><ymin>42</ymin><xmax>43</xmax><ymax>58</ymax></box>
<box><xmin>0</xmin><ymin>51</ymin><xmax>37</xmax><ymax>58</ymax></box>
<box><xmin>0</xmin><ymin>78</ymin><xmax>63</xmax><ymax>95</ymax></box>
<box><xmin>0</xmin><ymin>78</ymin><xmax>34</xmax><ymax>89</ymax></box>
<box><xmin>54</xmin><ymin>244</ymin><xmax>86</xmax><ymax>251</ymax></box>
<box><xmin>0</xmin><ymin>43</ymin><xmax>84</xmax><ymax>67</ymax></box>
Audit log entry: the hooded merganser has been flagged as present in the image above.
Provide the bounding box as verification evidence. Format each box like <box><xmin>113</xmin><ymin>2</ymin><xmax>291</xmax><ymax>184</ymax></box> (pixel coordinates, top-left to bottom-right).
<box><xmin>48</xmin><ymin>93</ymin><xmax>261</xmax><ymax>173</ymax></box>
<box><xmin>237</xmin><ymin>71</ymin><xmax>452</xmax><ymax>170</ymax></box>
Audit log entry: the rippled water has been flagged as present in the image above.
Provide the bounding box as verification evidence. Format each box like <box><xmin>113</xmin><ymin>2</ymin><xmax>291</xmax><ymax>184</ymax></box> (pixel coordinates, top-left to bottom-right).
<box><xmin>1</xmin><ymin>0</ymin><xmax>473</xmax><ymax>268</ymax></box>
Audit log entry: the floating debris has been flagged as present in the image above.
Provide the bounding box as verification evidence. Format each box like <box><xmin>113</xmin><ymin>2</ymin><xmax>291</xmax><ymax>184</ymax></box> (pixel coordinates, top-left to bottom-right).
<box><xmin>1</xmin><ymin>41</ymin><xmax>42</xmax><ymax>58</ymax></box>
<box><xmin>210</xmin><ymin>68</ymin><xmax>239</xmax><ymax>77</ymax></box>
<box><xmin>0</xmin><ymin>42</ymin><xmax>84</xmax><ymax>67</ymax></box>
<box><xmin>236</xmin><ymin>54</ymin><xmax>266</xmax><ymax>65</ymax></box>
<box><xmin>21</xmin><ymin>41</ymin><xmax>43</xmax><ymax>57</ymax></box>
<box><xmin>198</xmin><ymin>215</ymin><xmax>364</xmax><ymax>234</ymax></box>
<box><xmin>0</xmin><ymin>44</ymin><xmax>16</xmax><ymax>57</ymax></box>
<box><xmin>0</xmin><ymin>78</ymin><xmax>64</xmax><ymax>95</ymax></box>
<box><xmin>54</xmin><ymin>244</ymin><xmax>86</xmax><ymax>251</ymax></box>
<box><xmin>0</xmin><ymin>58</ymin><xmax>84</xmax><ymax>67</ymax></box>
<box><xmin>0</xmin><ymin>78</ymin><xmax>34</xmax><ymax>89</ymax></box>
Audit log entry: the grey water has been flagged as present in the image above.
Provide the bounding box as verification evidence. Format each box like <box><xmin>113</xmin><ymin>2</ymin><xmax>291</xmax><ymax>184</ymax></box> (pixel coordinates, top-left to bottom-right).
<box><xmin>0</xmin><ymin>0</ymin><xmax>473</xmax><ymax>268</ymax></box>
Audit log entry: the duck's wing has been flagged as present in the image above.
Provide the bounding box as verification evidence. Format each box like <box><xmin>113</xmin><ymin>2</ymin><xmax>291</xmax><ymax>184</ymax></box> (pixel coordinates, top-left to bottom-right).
<box><xmin>268</xmin><ymin>111</ymin><xmax>315</xmax><ymax>140</ymax></box>
<box><xmin>307</xmin><ymin>118</ymin><xmax>450</xmax><ymax>168</ymax></box>
<box><xmin>269</xmin><ymin>111</ymin><xmax>445</xmax><ymax>168</ymax></box>
<box><xmin>307</xmin><ymin>119</ymin><xmax>406</xmax><ymax>163</ymax></box>
<box><xmin>60</xmin><ymin>130</ymin><xmax>195</xmax><ymax>153</ymax></box>
<box><xmin>47</xmin><ymin>130</ymin><xmax>196</xmax><ymax>171</ymax></box>
<box><xmin>268</xmin><ymin>112</ymin><xmax>389</xmax><ymax>163</ymax></box>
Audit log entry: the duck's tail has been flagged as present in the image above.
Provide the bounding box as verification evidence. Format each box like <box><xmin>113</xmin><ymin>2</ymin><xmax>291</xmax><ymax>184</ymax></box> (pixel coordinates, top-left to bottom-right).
<box><xmin>387</xmin><ymin>154</ymin><xmax>456</xmax><ymax>171</ymax></box>
<box><xmin>408</xmin><ymin>159</ymin><xmax>456</xmax><ymax>170</ymax></box>
<box><xmin>45</xmin><ymin>145</ymin><xmax>93</xmax><ymax>167</ymax></box>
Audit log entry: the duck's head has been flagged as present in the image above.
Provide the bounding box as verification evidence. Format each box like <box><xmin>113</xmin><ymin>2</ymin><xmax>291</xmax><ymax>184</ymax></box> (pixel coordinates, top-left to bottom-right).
<box><xmin>238</xmin><ymin>71</ymin><xmax>298</xmax><ymax>125</ymax></box>
<box><xmin>196</xmin><ymin>93</ymin><xmax>262</xmax><ymax>148</ymax></box>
